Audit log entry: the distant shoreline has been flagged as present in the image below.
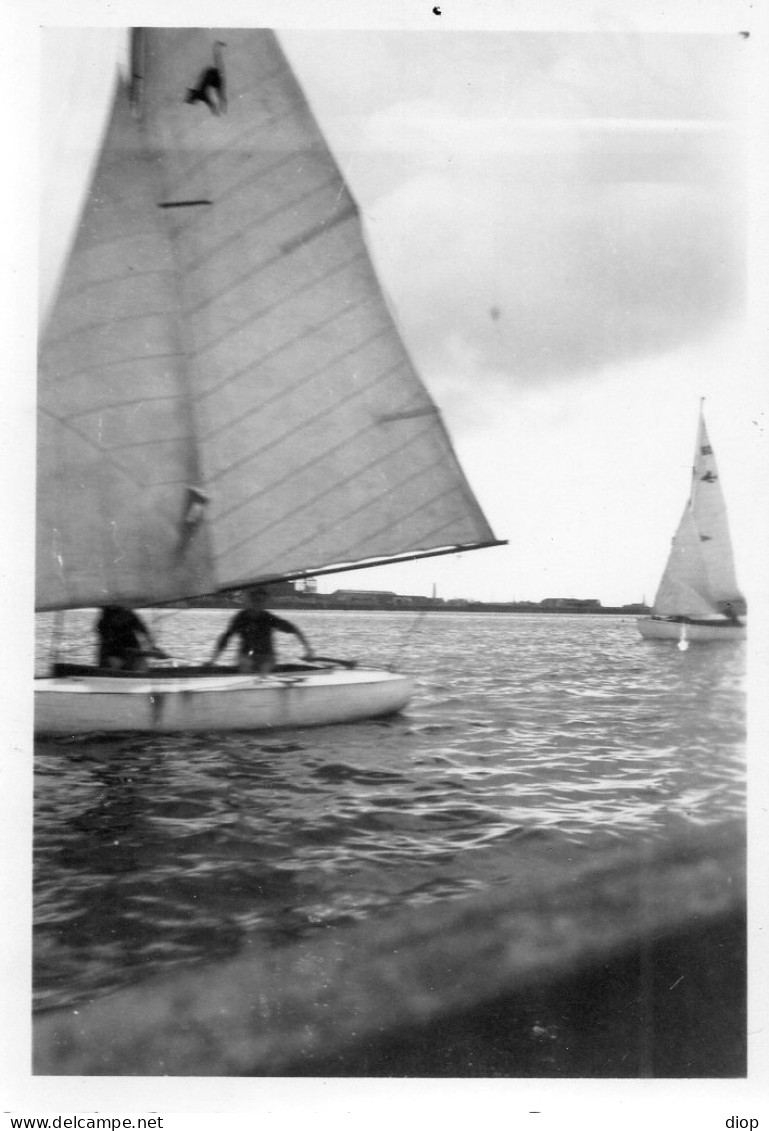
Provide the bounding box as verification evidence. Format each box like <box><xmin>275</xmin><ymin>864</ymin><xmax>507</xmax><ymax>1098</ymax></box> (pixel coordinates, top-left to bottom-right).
<box><xmin>170</xmin><ymin>595</ymin><xmax>650</xmax><ymax>616</ymax></box>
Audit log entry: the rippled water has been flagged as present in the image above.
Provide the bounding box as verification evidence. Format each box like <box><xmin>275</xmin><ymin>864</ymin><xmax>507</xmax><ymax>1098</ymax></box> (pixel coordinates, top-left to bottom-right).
<box><xmin>34</xmin><ymin>610</ymin><xmax>746</xmax><ymax>1013</ymax></box>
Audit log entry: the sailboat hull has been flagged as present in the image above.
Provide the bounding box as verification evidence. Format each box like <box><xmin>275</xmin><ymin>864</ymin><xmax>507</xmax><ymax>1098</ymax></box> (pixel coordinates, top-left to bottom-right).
<box><xmin>637</xmin><ymin>617</ymin><xmax>745</xmax><ymax>643</ymax></box>
<box><xmin>34</xmin><ymin>667</ymin><xmax>412</xmax><ymax>735</ymax></box>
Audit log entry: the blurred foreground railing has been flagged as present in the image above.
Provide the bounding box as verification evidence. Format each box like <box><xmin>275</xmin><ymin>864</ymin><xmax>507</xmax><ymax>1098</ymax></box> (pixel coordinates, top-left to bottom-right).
<box><xmin>33</xmin><ymin>819</ymin><xmax>745</xmax><ymax>1077</ymax></box>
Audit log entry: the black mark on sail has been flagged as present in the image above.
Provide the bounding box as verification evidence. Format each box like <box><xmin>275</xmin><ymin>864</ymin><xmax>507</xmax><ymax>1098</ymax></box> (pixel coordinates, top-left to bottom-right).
<box><xmin>281</xmin><ymin>200</ymin><xmax>358</xmax><ymax>256</ymax></box>
<box><xmin>158</xmin><ymin>200</ymin><xmax>213</xmax><ymax>209</ymax></box>
<box><xmin>700</xmin><ymin>444</ymin><xmax>713</xmax><ymax>455</ymax></box>
<box><xmin>378</xmin><ymin>406</ymin><xmax>438</xmax><ymax>423</ymax></box>
<box><xmin>433</xmin><ymin>6</ymin><xmax>442</xmax><ymax>13</ymax></box>
<box><xmin>700</xmin><ymin>471</ymin><xmax>718</xmax><ymax>483</ymax></box>
<box><xmin>185</xmin><ymin>41</ymin><xmax>227</xmax><ymax>115</ymax></box>
<box><xmin>699</xmin><ymin>534</ymin><xmax>713</xmax><ymax>542</ymax></box>
<box><xmin>177</xmin><ymin>486</ymin><xmax>210</xmax><ymax>557</ymax></box>
<box><xmin>129</xmin><ymin>29</ymin><xmax>146</xmax><ymax>116</ymax></box>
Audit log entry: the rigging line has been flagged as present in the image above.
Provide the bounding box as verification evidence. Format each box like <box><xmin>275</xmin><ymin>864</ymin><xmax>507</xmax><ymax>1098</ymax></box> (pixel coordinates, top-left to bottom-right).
<box><xmin>195</xmin><ymin>300</ymin><xmax>388</xmax><ymax>407</ymax></box>
<box><xmin>386</xmin><ymin>608</ymin><xmax>430</xmax><ymax>673</ymax></box>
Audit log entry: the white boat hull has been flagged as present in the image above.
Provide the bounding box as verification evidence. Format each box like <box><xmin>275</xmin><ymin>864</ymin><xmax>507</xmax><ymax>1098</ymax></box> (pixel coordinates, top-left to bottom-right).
<box><xmin>637</xmin><ymin>617</ymin><xmax>745</xmax><ymax>643</ymax></box>
<box><xmin>35</xmin><ymin>666</ymin><xmax>413</xmax><ymax>736</ymax></box>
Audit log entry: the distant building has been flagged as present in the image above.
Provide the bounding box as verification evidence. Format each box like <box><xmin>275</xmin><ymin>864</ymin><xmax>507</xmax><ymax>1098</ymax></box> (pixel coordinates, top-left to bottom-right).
<box><xmin>540</xmin><ymin>597</ymin><xmax>602</xmax><ymax>610</ymax></box>
<box><xmin>330</xmin><ymin>589</ymin><xmax>397</xmax><ymax>607</ymax></box>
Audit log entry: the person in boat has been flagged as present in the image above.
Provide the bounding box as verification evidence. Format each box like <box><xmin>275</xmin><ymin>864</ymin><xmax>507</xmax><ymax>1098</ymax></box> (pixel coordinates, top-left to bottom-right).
<box><xmin>96</xmin><ymin>605</ymin><xmax>165</xmax><ymax>672</ymax></box>
<box><xmin>207</xmin><ymin>587</ymin><xmax>314</xmax><ymax>673</ymax></box>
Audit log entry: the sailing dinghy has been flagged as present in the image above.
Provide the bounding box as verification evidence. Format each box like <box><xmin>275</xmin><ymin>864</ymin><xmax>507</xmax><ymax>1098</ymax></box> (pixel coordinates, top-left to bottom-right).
<box><xmin>637</xmin><ymin>404</ymin><xmax>745</xmax><ymax>645</ymax></box>
<box><xmin>36</xmin><ymin>29</ymin><xmax>503</xmax><ymax>735</ymax></box>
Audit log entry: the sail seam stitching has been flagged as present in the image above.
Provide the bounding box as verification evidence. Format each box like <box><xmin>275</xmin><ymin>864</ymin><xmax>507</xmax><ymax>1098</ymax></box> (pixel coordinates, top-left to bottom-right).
<box><xmin>199</xmin><ymin>341</ymin><xmax>401</xmax><ymax>446</ymax></box>
<box><xmin>218</xmin><ymin>421</ymin><xmax>442</xmax><ymax>560</ymax></box>
<box><xmin>182</xmin><ymin>213</ymin><xmax>362</xmax><ymax>324</ymax></box>
<box><xmin>204</xmin><ymin>361</ymin><xmax>407</xmax><ymax>473</ymax></box>
<box><xmin>186</xmin><ymin>249</ymin><xmax>369</xmax><ymax>359</ymax></box>
<box><xmin>253</xmin><ymin>456</ymin><xmax>464</xmax><ymax>577</ymax></box>
<box><xmin>178</xmin><ymin>168</ymin><xmax>345</xmax><ymax>276</ymax></box>
<box><xmin>195</xmin><ymin>299</ymin><xmax>385</xmax><ymax>404</ymax></box>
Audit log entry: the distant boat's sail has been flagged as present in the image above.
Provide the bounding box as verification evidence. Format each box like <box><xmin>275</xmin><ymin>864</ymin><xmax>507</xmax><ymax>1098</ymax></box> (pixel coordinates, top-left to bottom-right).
<box><xmin>37</xmin><ymin>29</ymin><xmax>501</xmax><ymax>612</ymax></box>
<box><xmin>653</xmin><ymin>507</ymin><xmax>720</xmax><ymax>618</ymax></box>
<box><xmin>687</xmin><ymin>414</ymin><xmax>742</xmax><ymax>605</ymax></box>
<box><xmin>651</xmin><ymin>408</ymin><xmax>744</xmax><ymax>619</ymax></box>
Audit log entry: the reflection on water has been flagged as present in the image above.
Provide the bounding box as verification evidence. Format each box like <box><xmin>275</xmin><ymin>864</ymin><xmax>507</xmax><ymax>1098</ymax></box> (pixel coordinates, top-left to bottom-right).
<box><xmin>34</xmin><ymin>611</ymin><xmax>746</xmax><ymax>1011</ymax></box>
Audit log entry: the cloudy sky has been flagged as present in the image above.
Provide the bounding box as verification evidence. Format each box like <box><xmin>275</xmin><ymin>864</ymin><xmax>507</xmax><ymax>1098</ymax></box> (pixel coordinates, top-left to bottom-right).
<box><xmin>38</xmin><ymin>7</ymin><xmax>766</xmax><ymax>608</ymax></box>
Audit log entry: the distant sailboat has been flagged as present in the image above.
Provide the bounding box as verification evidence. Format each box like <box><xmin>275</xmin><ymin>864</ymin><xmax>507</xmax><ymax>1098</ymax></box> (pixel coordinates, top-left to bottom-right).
<box><xmin>35</xmin><ymin>29</ymin><xmax>503</xmax><ymax>734</ymax></box>
<box><xmin>637</xmin><ymin>403</ymin><xmax>745</xmax><ymax>645</ymax></box>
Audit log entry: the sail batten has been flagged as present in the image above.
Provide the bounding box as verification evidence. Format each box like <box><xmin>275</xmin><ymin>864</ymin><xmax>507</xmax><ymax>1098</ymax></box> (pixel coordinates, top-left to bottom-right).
<box><xmin>37</xmin><ymin>29</ymin><xmax>500</xmax><ymax>612</ymax></box>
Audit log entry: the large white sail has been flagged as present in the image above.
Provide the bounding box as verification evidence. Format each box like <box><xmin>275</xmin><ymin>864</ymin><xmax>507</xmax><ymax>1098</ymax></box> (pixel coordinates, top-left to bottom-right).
<box><xmin>651</xmin><ymin>408</ymin><xmax>744</xmax><ymax>619</ymax></box>
<box><xmin>37</xmin><ymin>29</ymin><xmax>501</xmax><ymax>611</ymax></box>
<box><xmin>688</xmin><ymin>414</ymin><xmax>742</xmax><ymax>606</ymax></box>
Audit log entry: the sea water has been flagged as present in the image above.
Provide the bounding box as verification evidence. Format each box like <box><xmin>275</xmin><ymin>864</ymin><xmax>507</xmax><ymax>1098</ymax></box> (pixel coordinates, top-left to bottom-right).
<box><xmin>33</xmin><ymin>610</ymin><xmax>746</xmax><ymax>1013</ymax></box>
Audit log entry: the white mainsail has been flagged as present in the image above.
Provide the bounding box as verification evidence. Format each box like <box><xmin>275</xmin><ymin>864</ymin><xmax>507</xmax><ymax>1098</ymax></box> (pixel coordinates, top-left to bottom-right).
<box><xmin>651</xmin><ymin>407</ymin><xmax>744</xmax><ymax>619</ymax></box>
<box><xmin>37</xmin><ymin>29</ymin><xmax>501</xmax><ymax>612</ymax></box>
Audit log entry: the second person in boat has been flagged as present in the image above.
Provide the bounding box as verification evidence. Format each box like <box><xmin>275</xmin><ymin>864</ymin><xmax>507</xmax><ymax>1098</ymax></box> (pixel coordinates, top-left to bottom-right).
<box><xmin>96</xmin><ymin>605</ymin><xmax>167</xmax><ymax>672</ymax></box>
<box><xmin>207</xmin><ymin>587</ymin><xmax>315</xmax><ymax>674</ymax></box>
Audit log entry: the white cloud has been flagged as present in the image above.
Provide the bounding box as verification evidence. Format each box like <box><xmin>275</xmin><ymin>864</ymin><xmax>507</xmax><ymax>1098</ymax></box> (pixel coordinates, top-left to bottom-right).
<box><xmin>364</xmin><ymin>162</ymin><xmax>743</xmax><ymax>401</ymax></box>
